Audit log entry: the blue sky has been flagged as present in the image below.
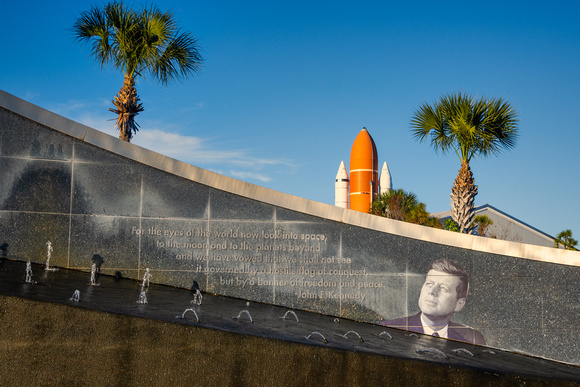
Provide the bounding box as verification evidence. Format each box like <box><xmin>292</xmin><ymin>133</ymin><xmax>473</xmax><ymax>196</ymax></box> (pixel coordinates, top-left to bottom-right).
<box><xmin>2</xmin><ymin>1</ymin><xmax>579</xmax><ymax>238</ymax></box>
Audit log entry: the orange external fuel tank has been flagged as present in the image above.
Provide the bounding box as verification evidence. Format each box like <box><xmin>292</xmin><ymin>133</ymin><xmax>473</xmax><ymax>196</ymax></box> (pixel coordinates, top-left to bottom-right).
<box><xmin>349</xmin><ymin>128</ymin><xmax>378</xmax><ymax>213</ymax></box>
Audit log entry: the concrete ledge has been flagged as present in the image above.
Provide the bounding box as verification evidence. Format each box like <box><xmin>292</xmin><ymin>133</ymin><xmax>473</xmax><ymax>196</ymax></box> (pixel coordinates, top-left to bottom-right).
<box><xmin>0</xmin><ymin>89</ymin><xmax>91</xmax><ymax>140</ymax></box>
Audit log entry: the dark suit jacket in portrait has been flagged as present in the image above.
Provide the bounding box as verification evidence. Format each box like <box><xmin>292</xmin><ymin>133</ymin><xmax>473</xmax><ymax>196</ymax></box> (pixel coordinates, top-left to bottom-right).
<box><xmin>380</xmin><ymin>313</ymin><xmax>486</xmax><ymax>346</ymax></box>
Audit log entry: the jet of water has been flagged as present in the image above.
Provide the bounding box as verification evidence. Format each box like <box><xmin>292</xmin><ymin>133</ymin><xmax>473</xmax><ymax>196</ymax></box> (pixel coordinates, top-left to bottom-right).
<box><xmin>191</xmin><ymin>289</ymin><xmax>203</xmax><ymax>305</ymax></box>
<box><xmin>304</xmin><ymin>332</ymin><xmax>328</xmax><ymax>343</ymax></box>
<box><xmin>25</xmin><ymin>261</ymin><xmax>35</xmax><ymax>284</ymax></box>
<box><xmin>233</xmin><ymin>310</ymin><xmax>253</xmax><ymax>323</ymax></box>
<box><xmin>70</xmin><ymin>289</ymin><xmax>80</xmax><ymax>302</ymax></box>
<box><xmin>177</xmin><ymin>308</ymin><xmax>200</xmax><ymax>322</ymax></box>
<box><xmin>89</xmin><ymin>263</ymin><xmax>100</xmax><ymax>286</ymax></box>
<box><xmin>141</xmin><ymin>268</ymin><xmax>152</xmax><ymax>288</ymax></box>
<box><xmin>137</xmin><ymin>290</ymin><xmax>148</xmax><ymax>304</ymax></box>
<box><xmin>280</xmin><ymin>310</ymin><xmax>299</xmax><ymax>322</ymax></box>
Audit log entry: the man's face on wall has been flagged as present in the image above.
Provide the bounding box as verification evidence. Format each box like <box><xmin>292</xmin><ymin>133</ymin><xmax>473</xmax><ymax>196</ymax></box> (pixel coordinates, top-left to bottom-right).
<box><xmin>418</xmin><ymin>269</ymin><xmax>466</xmax><ymax>322</ymax></box>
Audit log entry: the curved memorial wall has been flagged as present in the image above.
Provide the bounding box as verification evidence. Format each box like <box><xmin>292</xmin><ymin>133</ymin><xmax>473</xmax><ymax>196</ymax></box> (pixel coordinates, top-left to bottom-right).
<box><xmin>1</xmin><ymin>89</ymin><xmax>579</xmax><ymax>365</ymax></box>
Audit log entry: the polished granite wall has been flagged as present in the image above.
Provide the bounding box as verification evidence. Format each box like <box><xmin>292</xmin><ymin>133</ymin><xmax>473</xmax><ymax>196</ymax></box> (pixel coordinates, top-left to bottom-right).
<box><xmin>1</xmin><ymin>94</ymin><xmax>579</xmax><ymax>365</ymax></box>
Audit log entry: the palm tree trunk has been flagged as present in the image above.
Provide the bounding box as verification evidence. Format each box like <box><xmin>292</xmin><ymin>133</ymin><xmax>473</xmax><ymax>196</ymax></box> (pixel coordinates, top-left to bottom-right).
<box><xmin>450</xmin><ymin>160</ymin><xmax>478</xmax><ymax>234</ymax></box>
<box><xmin>109</xmin><ymin>75</ymin><xmax>144</xmax><ymax>142</ymax></box>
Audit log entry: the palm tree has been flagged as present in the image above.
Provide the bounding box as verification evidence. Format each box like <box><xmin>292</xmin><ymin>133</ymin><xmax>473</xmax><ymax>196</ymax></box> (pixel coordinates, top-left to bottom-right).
<box><xmin>370</xmin><ymin>189</ymin><xmax>441</xmax><ymax>228</ymax></box>
<box><xmin>444</xmin><ymin>219</ymin><xmax>459</xmax><ymax>232</ymax></box>
<box><xmin>472</xmin><ymin>214</ymin><xmax>493</xmax><ymax>237</ymax></box>
<box><xmin>410</xmin><ymin>93</ymin><xmax>518</xmax><ymax>233</ymax></box>
<box><xmin>554</xmin><ymin>229</ymin><xmax>578</xmax><ymax>250</ymax></box>
<box><xmin>370</xmin><ymin>189</ymin><xmax>419</xmax><ymax>221</ymax></box>
<box><xmin>72</xmin><ymin>2</ymin><xmax>203</xmax><ymax>142</ymax></box>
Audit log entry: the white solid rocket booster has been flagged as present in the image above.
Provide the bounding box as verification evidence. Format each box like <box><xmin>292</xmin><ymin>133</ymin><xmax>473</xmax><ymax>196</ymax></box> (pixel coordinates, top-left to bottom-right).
<box><xmin>379</xmin><ymin>161</ymin><xmax>392</xmax><ymax>195</ymax></box>
<box><xmin>335</xmin><ymin>161</ymin><xmax>349</xmax><ymax>208</ymax></box>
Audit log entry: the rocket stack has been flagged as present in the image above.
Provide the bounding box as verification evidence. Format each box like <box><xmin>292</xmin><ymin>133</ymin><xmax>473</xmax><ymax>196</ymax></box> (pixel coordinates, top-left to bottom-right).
<box><xmin>349</xmin><ymin>128</ymin><xmax>379</xmax><ymax>212</ymax></box>
<box><xmin>335</xmin><ymin>161</ymin><xmax>349</xmax><ymax>208</ymax></box>
<box><xmin>335</xmin><ymin>127</ymin><xmax>392</xmax><ymax>213</ymax></box>
<box><xmin>379</xmin><ymin>161</ymin><xmax>392</xmax><ymax>195</ymax></box>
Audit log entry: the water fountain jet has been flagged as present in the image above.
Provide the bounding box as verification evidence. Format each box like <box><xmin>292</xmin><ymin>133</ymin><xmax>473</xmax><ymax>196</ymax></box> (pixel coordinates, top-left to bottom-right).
<box><xmin>304</xmin><ymin>332</ymin><xmax>328</xmax><ymax>343</ymax></box>
<box><xmin>89</xmin><ymin>263</ymin><xmax>100</xmax><ymax>286</ymax></box>
<box><xmin>416</xmin><ymin>348</ymin><xmax>448</xmax><ymax>359</ymax></box>
<box><xmin>191</xmin><ymin>289</ymin><xmax>202</xmax><ymax>305</ymax></box>
<box><xmin>24</xmin><ymin>261</ymin><xmax>36</xmax><ymax>284</ymax></box>
<box><xmin>177</xmin><ymin>308</ymin><xmax>200</xmax><ymax>322</ymax></box>
<box><xmin>377</xmin><ymin>331</ymin><xmax>393</xmax><ymax>340</ymax></box>
<box><xmin>280</xmin><ymin>310</ymin><xmax>299</xmax><ymax>322</ymax></box>
<box><xmin>44</xmin><ymin>241</ymin><xmax>58</xmax><ymax>271</ymax></box>
<box><xmin>338</xmin><ymin>330</ymin><xmax>364</xmax><ymax>342</ymax></box>
<box><xmin>141</xmin><ymin>268</ymin><xmax>152</xmax><ymax>288</ymax></box>
<box><xmin>233</xmin><ymin>310</ymin><xmax>253</xmax><ymax>323</ymax></box>
<box><xmin>452</xmin><ymin>348</ymin><xmax>474</xmax><ymax>357</ymax></box>
<box><xmin>137</xmin><ymin>291</ymin><xmax>148</xmax><ymax>304</ymax></box>
<box><xmin>70</xmin><ymin>289</ymin><xmax>80</xmax><ymax>302</ymax></box>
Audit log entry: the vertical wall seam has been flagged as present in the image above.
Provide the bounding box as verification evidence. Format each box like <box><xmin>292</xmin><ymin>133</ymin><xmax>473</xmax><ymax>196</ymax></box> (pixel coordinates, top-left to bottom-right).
<box><xmin>541</xmin><ymin>296</ymin><xmax>544</xmax><ymax>330</ymax></box>
<box><xmin>405</xmin><ymin>252</ymin><xmax>409</xmax><ymax>320</ymax></box>
<box><xmin>137</xmin><ymin>174</ymin><xmax>143</xmax><ymax>276</ymax></box>
<box><xmin>339</xmin><ymin>231</ymin><xmax>343</xmax><ymax>316</ymax></box>
<box><xmin>67</xmin><ymin>142</ymin><xmax>75</xmax><ymax>268</ymax></box>
<box><xmin>273</xmin><ymin>208</ymin><xmax>277</xmax><ymax>304</ymax></box>
<box><xmin>205</xmin><ymin>189</ymin><xmax>211</xmax><ymax>290</ymax></box>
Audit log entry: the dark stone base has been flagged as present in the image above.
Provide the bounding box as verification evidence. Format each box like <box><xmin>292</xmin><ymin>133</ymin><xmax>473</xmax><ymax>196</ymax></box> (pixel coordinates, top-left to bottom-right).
<box><xmin>0</xmin><ymin>295</ymin><xmax>577</xmax><ymax>386</ymax></box>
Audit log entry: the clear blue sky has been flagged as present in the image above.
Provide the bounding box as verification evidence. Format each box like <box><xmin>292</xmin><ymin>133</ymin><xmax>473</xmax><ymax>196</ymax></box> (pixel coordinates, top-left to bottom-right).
<box><xmin>2</xmin><ymin>1</ymin><xmax>579</xmax><ymax>238</ymax></box>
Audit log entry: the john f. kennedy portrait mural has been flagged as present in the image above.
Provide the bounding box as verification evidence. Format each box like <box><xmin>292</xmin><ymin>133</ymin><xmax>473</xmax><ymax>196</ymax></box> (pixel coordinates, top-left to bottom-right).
<box><xmin>381</xmin><ymin>259</ymin><xmax>485</xmax><ymax>345</ymax></box>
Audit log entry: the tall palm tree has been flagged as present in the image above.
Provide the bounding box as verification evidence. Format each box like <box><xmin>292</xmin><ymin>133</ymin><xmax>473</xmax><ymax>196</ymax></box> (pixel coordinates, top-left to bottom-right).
<box><xmin>410</xmin><ymin>93</ymin><xmax>518</xmax><ymax>233</ymax></box>
<box><xmin>72</xmin><ymin>2</ymin><xmax>203</xmax><ymax>142</ymax></box>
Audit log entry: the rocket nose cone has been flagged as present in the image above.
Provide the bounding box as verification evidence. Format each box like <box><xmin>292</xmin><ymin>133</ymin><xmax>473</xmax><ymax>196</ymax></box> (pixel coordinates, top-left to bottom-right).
<box><xmin>350</xmin><ymin>128</ymin><xmax>377</xmax><ymax>170</ymax></box>
<box><xmin>336</xmin><ymin>161</ymin><xmax>349</xmax><ymax>180</ymax></box>
<box><xmin>380</xmin><ymin>161</ymin><xmax>390</xmax><ymax>176</ymax></box>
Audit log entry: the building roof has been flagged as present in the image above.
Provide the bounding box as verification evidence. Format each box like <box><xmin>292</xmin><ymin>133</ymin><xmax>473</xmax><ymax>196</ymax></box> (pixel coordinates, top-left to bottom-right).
<box><xmin>433</xmin><ymin>204</ymin><xmax>555</xmax><ymax>248</ymax></box>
